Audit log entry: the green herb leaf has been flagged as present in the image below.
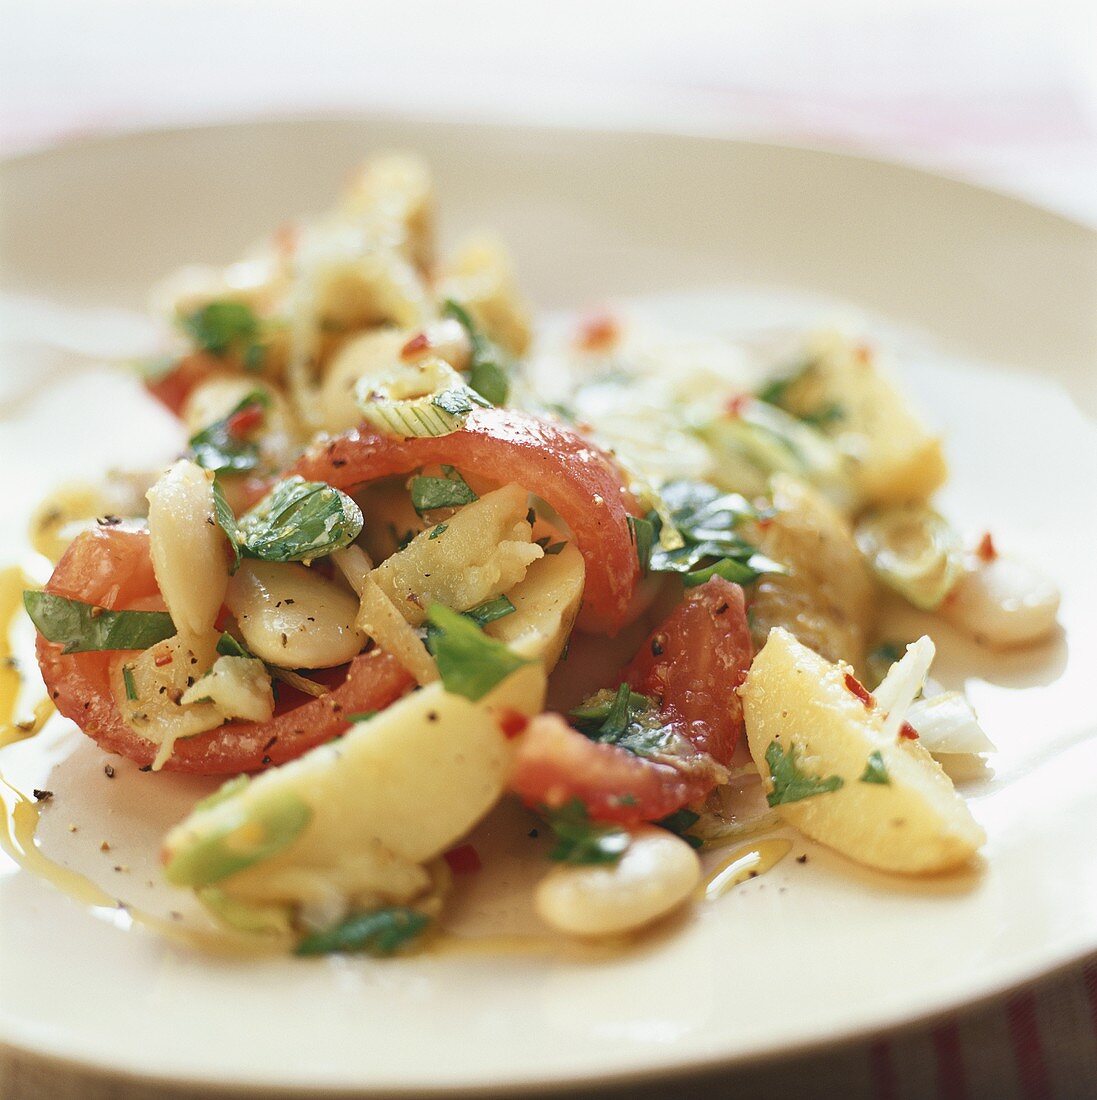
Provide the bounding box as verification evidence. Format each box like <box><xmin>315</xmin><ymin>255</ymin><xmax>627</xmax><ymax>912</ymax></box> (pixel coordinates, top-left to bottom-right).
<box><xmin>188</xmin><ymin>391</ymin><xmax>270</xmax><ymax>474</ymax></box>
<box><xmin>543</xmin><ymin>541</ymin><xmax>567</xmax><ymax>556</ymax></box>
<box><xmin>122</xmin><ymin>663</ymin><xmax>138</xmax><ymax>701</ymax></box>
<box><xmin>211</xmin><ymin>477</ymin><xmax>243</xmax><ymax>573</ymax></box>
<box><xmin>764</xmin><ymin>741</ymin><xmax>844</xmax><ymax>806</ymax></box>
<box><xmin>859</xmin><ymin>750</ymin><xmax>891</xmax><ymax>785</ymax></box>
<box><xmin>24</xmin><ymin>592</ymin><xmax>176</xmax><ymax>654</ymax></box>
<box><xmin>295</xmin><ymin>906</ymin><xmax>431</xmax><ymax>957</ymax></box>
<box><xmin>409</xmin><ymin>470</ymin><xmax>478</xmax><ymax>515</ymax></box>
<box><xmin>568</xmin><ymin>685</ymin><xmax>682</xmax><ymax>759</ymax></box>
<box><xmin>180</xmin><ymin>300</ymin><xmax>260</xmax><ymax>357</ymax></box>
<box><xmin>237</xmin><ymin>476</ymin><xmax>363</xmax><ymax>563</ymax></box>
<box><xmin>428</xmin><ymin>523</ymin><xmax>448</xmax><ymax>540</ymax></box>
<box><xmin>657</xmin><ymin>808</ymin><xmax>704</xmax><ymax>849</ymax></box>
<box><xmin>628</xmin><ymin>515</ymin><xmax>655</xmax><ymax>575</ymax></box>
<box><xmin>544</xmin><ymin>800</ymin><xmax>630</xmax><ymax>865</ymax></box>
<box><xmin>425</xmin><ymin>604</ymin><xmax>531</xmax><ymax>702</ymax></box>
<box><xmin>216</xmin><ymin>632</ymin><xmax>250</xmax><ymax>659</ymax></box>
<box><xmin>442</xmin><ymin>298</ymin><xmax>511</xmax><ymax>405</ymax></box>
<box><xmin>347</xmin><ymin>710</ymin><xmax>377</xmax><ymax>723</ymax></box>
<box><xmin>465</xmin><ymin>595</ymin><xmax>517</xmax><ymax>627</ymax></box>
<box><xmin>644</xmin><ymin>480</ymin><xmax>782</xmax><ymax>588</ymax></box>
<box><xmin>432</xmin><ymin>387</ymin><xmax>489</xmax><ymax>418</ymax></box>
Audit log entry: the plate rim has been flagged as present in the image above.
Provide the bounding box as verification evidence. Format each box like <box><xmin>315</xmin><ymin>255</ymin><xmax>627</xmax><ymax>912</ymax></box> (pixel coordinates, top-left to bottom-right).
<box><xmin>1</xmin><ymin>112</ymin><xmax>1095</xmax><ymax>1096</ymax></box>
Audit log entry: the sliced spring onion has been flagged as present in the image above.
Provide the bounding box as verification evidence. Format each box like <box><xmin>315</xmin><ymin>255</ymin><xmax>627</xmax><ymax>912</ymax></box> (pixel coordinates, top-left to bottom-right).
<box><xmin>24</xmin><ymin>591</ymin><xmax>175</xmax><ymax>654</ymax></box>
<box><xmin>294</xmin><ymin>907</ymin><xmax>431</xmax><ymax>957</ymax></box>
<box><xmin>854</xmin><ymin>505</ymin><xmax>963</xmax><ymax>611</ymax></box>
<box><xmin>355</xmin><ymin>357</ymin><xmax>488</xmax><ymax>438</ymax></box>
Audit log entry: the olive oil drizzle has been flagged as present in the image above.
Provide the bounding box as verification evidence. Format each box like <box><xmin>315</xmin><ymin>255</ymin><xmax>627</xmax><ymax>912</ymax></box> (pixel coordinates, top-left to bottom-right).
<box><xmin>702</xmin><ymin>837</ymin><xmax>793</xmax><ymax>901</ymax></box>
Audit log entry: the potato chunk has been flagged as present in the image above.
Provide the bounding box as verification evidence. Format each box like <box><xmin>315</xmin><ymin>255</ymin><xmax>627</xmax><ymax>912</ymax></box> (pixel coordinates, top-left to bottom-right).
<box><xmin>746</xmin><ymin>474</ymin><xmax>875</xmax><ymax>669</ymax></box>
<box><xmin>484</xmin><ymin>543</ymin><xmax>584</xmax><ymax>669</ymax></box>
<box><xmin>742</xmin><ymin>627</ymin><xmax>985</xmax><ymax>874</ymax></box>
<box><xmin>372</xmin><ymin>483</ymin><xmax>542</xmax><ymax>626</ymax></box>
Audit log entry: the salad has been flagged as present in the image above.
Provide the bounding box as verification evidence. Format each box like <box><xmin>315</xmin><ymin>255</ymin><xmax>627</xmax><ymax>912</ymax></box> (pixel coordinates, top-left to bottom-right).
<box><xmin>17</xmin><ymin>154</ymin><xmax>1061</xmax><ymax>956</ymax></box>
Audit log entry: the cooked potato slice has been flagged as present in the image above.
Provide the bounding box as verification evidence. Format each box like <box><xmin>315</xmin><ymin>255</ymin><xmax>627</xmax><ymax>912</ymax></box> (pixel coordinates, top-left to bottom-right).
<box><xmin>372</xmin><ymin>483</ymin><xmax>542</xmax><ymax>626</ymax></box>
<box><xmin>319</xmin><ymin>327</ymin><xmax>408</xmax><ymax>433</ymax></box>
<box><xmin>163</xmin><ymin>663</ymin><xmax>546</xmax><ymax>923</ymax></box>
<box><xmin>780</xmin><ymin>333</ymin><xmax>947</xmax><ymax>504</ymax></box>
<box><xmin>484</xmin><ymin>543</ymin><xmax>584</xmax><ymax>669</ymax></box>
<box><xmin>435</xmin><ymin>236</ymin><xmax>532</xmax><ymax>356</ymax></box>
<box><xmin>746</xmin><ymin>474</ymin><xmax>875</xmax><ymax>669</ymax></box>
<box><xmin>742</xmin><ymin>627</ymin><xmax>985</xmax><ymax>874</ymax></box>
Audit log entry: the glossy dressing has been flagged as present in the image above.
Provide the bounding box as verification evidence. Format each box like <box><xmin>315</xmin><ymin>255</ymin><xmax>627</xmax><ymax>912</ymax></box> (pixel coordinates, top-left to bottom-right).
<box><xmin>702</xmin><ymin>838</ymin><xmax>793</xmax><ymax>901</ymax></box>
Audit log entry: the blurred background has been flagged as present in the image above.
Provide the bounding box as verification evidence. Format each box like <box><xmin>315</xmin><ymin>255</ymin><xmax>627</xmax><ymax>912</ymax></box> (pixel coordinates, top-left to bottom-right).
<box><xmin>2</xmin><ymin>0</ymin><xmax>1095</xmax><ymax>225</ymax></box>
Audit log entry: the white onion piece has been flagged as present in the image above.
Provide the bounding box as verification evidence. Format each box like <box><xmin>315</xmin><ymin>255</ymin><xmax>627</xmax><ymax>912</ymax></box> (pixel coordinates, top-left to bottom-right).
<box><xmin>874</xmin><ymin>635</ymin><xmax>935</xmax><ymax>741</ymax></box>
<box><xmin>905</xmin><ymin>692</ymin><xmax>996</xmax><ymax>756</ymax></box>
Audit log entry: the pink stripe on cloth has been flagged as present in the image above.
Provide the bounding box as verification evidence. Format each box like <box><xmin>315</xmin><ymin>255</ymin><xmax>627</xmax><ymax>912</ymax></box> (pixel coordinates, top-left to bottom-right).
<box><xmin>1007</xmin><ymin>990</ymin><xmax>1053</xmax><ymax>1100</ymax></box>
<box><xmin>932</xmin><ymin>1020</ymin><xmax>968</xmax><ymax>1100</ymax></box>
<box><xmin>869</xmin><ymin>1038</ymin><xmax>898</xmax><ymax>1100</ymax></box>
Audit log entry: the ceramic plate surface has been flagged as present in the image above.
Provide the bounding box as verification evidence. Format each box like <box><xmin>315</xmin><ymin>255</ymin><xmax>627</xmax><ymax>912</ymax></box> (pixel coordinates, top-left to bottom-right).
<box><xmin>0</xmin><ymin>118</ymin><xmax>1095</xmax><ymax>1096</ymax></box>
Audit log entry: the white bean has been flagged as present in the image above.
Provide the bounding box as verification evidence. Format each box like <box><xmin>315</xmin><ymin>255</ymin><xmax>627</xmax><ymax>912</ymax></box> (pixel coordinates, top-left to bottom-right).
<box><xmin>943</xmin><ymin>555</ymin><xmax>1060</xmax><ymax>648</ymax></box>
<box><xmin>227</xmin><ymin>560</ymin><xmax>366</xmax><ymax>668</ymax></box>
<box><xmin>146</xmin><ymin>460</ymin><xmax>229</xmax><ymax>641</ymax></box>
<box><xmin>534</xmin><ymin>828</ymin><xmax>701</xmax><ymax>938</ymax></box>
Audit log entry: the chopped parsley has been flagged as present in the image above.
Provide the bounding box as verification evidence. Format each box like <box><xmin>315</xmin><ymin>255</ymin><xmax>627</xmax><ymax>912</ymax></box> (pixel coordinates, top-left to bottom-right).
<box><xmin>442</xmin><ymin>298</ymin><xmax>510</xmax><ymax>405</ymax></box>
<box><xmin>187</xmin><ymin>391</ymin><xmax>270</xmax><ymax>474</ymax></box>
<box><xmin>237</xmin><ymin>477</ymin><xmax>363</xmax><ymax>564</ymax></box>
<box><xmin>568</xmin><ymin>684</ymin><xmax>682</xmax><ymax>759</ymax></box>
<box><xmin>544</xmin><ymin>800</ymin><xmax>629</xmax><ymax>865</ymax></box>
<box><xmin>431</xmin><ymin>386</ymin><xmax>490</xmax><ymax>418</ymax></box>
<box><xmin>294</xmin><ymin>906</ymin><xmax>431</xmax><ymax>957</ymax></box>
<box><xmin>764</xmin><ymin>741</ymin><xmax>844</xmax><ymax>806</ymax></box>
<box><xmin>643</xmin><ymin>479</ymin><xmax>783</xmax><ymax>587</ymax></box>
<box><xmin>627</xmin><ymin>514</ymin><xmax>655</xmax><ymax>575</ymax></box>
<box><xmin>347</xmin><ymin>710</ymin><xmax>378</xmax><ymax>723</ymax></box>
<box><xmin>211</xmin><ymin>478</ymin><xmax>243</xmax><ymax>573</ymax></box>
<box><xmin>180</xmin><ymin>300</ymin><xmax>262</xmax><ymax>361</ymax></box>
<box><xmin>657</xmin><ymin>808</ymin><xmax>704</xmax><ymax>849</ymax></box>
<box><xmin>121</xmin><ymin>664</ymin><xmax>138</xmax><ymax>701</ymax></box>
<box><xmin>428</xmin><ymin>523</ymin><xmax>448</xmax><ymax>540</ymax></box>
<box><xmin>409</xmin><ymin>467</ymin><xmax>478</xmax><ymax>515</ymax></box>
<box><xmin>859</xmin><ymin>750</ymin><xmax>891</xmax><ymax>785</ymax></box>
<box><xmin>426</xmin><ymin>604</ymin><xmax>530</xmax><ymax>702</ymax></box>
<box><xmin>24</xmin><ymin>592</ymin><xmax>175</xmax><ymax>654</ymax></box>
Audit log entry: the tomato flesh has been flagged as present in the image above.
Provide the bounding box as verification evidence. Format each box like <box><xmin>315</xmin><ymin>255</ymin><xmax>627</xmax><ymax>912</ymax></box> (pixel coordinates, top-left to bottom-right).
<box><xmin>146</xmin><ymin>353</ymin><xmax>226</xmax><ymax>417</ymax></box>
<box><xmin>290</xmin><ymin>408</ymin><xmax>641</xmax><ymax>634</ymax></box>
<box><xmin>35</xmin><ymin>527</ymin><xmax>413</xmax><ymax>774</ymax></box>
<box><xmin>509</xmin><ymin>577</ymin><xmax>752</xmax><ymax>824</ymax></box>
<box><xmin>509</xmin><ymin>714</ymin><xmax>715</xmax><ymax>827</ymax></box>
<box><xmin>623</xmin><ymin>576</ymin><xmax>751</xmax><ymax>767</ymax></box>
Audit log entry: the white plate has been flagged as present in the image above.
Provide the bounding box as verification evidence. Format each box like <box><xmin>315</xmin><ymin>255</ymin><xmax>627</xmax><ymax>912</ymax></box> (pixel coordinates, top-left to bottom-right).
<box><xmin>1</xmin><ymin>118</ymin><xmax>1095</xmax><ymax>1096</ymax></box>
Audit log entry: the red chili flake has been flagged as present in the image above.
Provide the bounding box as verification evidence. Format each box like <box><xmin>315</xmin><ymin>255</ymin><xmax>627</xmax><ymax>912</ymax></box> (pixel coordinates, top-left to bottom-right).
<box><xmin>899</xmin><ymin>722</ymin><xmax>919</xmax><ymax>740</ymax></box>
<box><xmin>153</xmin><ymin>650</ymin><xmax>173</xmax><ymax>668</ymax></box>
<box><xmin>497</xmin><ymin>709</ymin><xmax>529</xmax><ymax>740</ymax></box>
<box><xmin>976</xmin><ymin>532</ymin><xmax>998</xmax><ymax>563</ymax></box>
<box><xmin>443</xmin><ymin>844</ymin><xmax>482</xmax><ymax>875</ymax></box>
<box><xmin>844</xmin><ymin>673</ymin><xmax>874</xmax><ymax>708</ymax></box>
<box><xmin>575</xmin><ymin>312</ymin><xmax>620</xmax><ymax>352</ymax></box>
<box><xmin>214</xmin><ymin>605</ymin><xmax>232</xmax><ymax>632</ymax></box>
<box><xmin>225</xmin><ymin>403</ymin><xmax>265</xmax><ymax>441</ymax></box>
<box><xmin>400</xmin><ymin>331</ymin><xmax>431</xmax><ymax>359</ymax></box>
<box><xmin>853</xmin><ymin>343</ymin><xmax>872</xmax><ymax>365</ymax></box>
<box><xmin>724</xmin><ymin>393</ymin><xmax>750</xmax><ymax>418</ymax></box>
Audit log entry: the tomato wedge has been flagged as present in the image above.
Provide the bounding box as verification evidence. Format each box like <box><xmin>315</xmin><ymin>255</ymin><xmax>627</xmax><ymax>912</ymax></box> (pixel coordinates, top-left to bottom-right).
<box><xmin>509</xmin><ymin>577</ymin><xmax>753</xmax><ymax>824</ymax></box>
<box><xmin>509</xmin><ymin>714</ymin><xmax>716</xmax><ymax>827</ymax></box>
<box><xmin>34</xmin><ymin>527</ymin><xmax>413</xmax><ymax>774</ymax></box>
<box><xmin>146</xmin><ymin>353</ymin><xmax>227</xmax><ymax>417</ymax></box>
<box><xmin>623</xmin><ymin>576</ymin><xmax>751</xmax><ymax>767</ymax></box>
<box><xmin>290</xmin><ymin>408</ymin><xmax>641</xmax><ymax>634</ymax></box>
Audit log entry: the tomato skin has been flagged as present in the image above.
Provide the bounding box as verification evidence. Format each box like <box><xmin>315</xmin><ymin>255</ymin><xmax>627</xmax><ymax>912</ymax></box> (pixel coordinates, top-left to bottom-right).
<box><xmin>509</xmin><ymin>714</ymin><xmax>715</xmax><ymax>826</ymax></box>
<box><xmin>34</xmin><ymin>527</ymin><xmax>413</xmax><ymax>774</ymax></box>
<box><xmin>290</xmin><ymin>408</ymin><xmax>641</xmax><ymax>634</ymax></box>
<box><xmin>146</xmin><ymin>353</ymin><xmax>227</xmax><ymax>417</ymax></box>
<box><xmin>624</xmin><ymin>576</ymin><xmax>751</xmax><ymax>767</ymax></box>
